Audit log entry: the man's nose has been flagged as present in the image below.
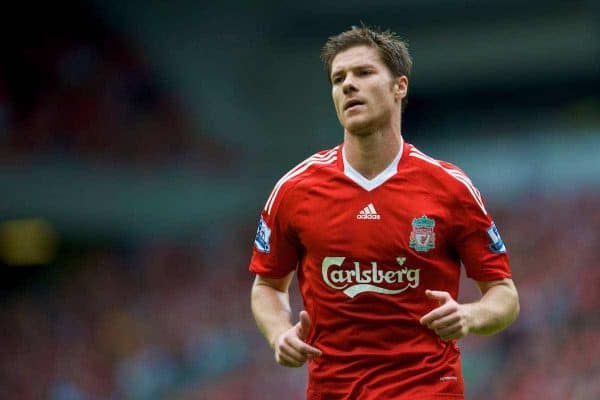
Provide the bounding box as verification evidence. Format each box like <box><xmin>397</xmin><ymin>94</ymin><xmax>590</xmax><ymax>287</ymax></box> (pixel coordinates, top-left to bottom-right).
<box><xmin>342</xmin><ymin>75</ymin><xmax>358</xmax><ymax>95</ymax></box>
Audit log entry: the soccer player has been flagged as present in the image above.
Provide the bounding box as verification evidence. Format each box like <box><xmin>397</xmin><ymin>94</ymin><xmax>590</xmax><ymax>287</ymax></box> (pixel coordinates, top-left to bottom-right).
<box><xmin>249</xmin><ymin>25</ymin><xmax>519</xmax><ymax>399</ymax></box>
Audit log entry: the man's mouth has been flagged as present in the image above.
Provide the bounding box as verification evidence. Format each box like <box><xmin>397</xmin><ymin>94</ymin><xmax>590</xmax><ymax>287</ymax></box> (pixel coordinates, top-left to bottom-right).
<box><xmin>344</xmin><ymin>99</ymin><xmax>364</xmax><ymax>111</ymax></box>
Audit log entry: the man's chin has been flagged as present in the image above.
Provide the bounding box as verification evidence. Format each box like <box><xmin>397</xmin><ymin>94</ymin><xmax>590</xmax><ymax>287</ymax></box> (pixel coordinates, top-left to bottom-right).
<box><xmin>343</xmin><ymin>118</ymin><xmax>374</xmax><ymax>136</ymax></box>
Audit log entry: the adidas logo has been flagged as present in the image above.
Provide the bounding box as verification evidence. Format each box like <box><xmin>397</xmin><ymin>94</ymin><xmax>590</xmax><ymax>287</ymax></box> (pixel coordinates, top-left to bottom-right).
<box><xmin>356</xmin><ymin>203</ymin><xmax>381</xmax><ymax>220</ymax></box>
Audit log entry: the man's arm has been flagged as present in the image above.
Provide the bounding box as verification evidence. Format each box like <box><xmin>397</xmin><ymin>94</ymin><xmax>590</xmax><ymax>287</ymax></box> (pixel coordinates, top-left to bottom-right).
<box><xmin>251</xmin><ymin>272</ymin><xmax>322</xmax><ymax>367</ymax></box>
<box><xmin>420</xmin><ymin>278</ymin><xmax>519</xmax><ymax>341</ymax></box>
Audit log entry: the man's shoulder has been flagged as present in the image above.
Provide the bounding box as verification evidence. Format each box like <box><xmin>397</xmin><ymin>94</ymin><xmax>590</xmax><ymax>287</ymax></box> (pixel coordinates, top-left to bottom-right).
<box><xmin>406</xmin><ymin>144</ymin><xmax>487</xmax><ymax>214</ymax></box>
<box><xmin>263</xmin><ymin>146</ymin><xmax>340</xmax><ymax>216</ymax></box>
<box><xmin>406</xmin><ymin>144</ymin><xmax>466</xmax><ymax>183</ymax></box>
<box><xmin>279</xmin><ymin>145</ymin><xmax>340</xmax><ymax>186</ymax></box>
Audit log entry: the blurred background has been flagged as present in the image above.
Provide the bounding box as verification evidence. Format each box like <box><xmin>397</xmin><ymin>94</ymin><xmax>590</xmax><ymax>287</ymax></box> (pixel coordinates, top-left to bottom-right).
<box><xmin>0</xmin><ymin>1</ymin><xmax>599</xmax><ymax>399</ymax></box>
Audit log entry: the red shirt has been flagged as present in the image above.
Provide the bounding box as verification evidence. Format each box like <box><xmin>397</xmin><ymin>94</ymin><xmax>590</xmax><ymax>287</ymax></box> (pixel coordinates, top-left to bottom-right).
<box><xmin>250</xmin><ymin>140</ymin><xmax>511</xmax><ymax>399</ymax></box>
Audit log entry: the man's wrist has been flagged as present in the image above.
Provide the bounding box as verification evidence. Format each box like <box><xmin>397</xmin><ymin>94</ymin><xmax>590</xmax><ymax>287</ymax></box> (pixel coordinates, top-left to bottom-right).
<box><xmin>270</xmin><ymin>326</ymin><xmax>291</xmax><ymax>349</ymax></box>
<box><xmin>462</xmin><ymin>302</ymin><xmax>479</xmax><ymax>335</ymax></box>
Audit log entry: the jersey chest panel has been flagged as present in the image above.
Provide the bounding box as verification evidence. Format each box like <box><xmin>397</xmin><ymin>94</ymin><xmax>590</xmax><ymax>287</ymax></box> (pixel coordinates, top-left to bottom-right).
<box><xmin>292</xmin><ymin>174</ymin><xmax>460</xmax><ymax>304</ymax></box>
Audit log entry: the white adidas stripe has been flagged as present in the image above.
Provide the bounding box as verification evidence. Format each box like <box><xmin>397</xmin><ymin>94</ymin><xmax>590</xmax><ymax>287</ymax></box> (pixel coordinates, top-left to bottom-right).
<box><xmin>266</xmin><ymin>156</ymin><xmax>338</xmax><ymax>215</ymax></box>
<box><xmin>265</xmin><ymin>148</ymin><xmax>338</xmax><ymax>214</ymax></box>
<box><xmin>447</xmin><ymin>169</ymin><xmax>484</xmax><ymax>202</ymax></box>
<box><xmin>410</xmin><ymin>150</ymin><xmax>484</xmax><ymax>201</ymax></box>
<box><xmin>368</xmin><ymin>203</ymin><xmax>377</xmax><ymax>214</ymax></box>
<box><xmin>409</xmin><ymin>150</ymin><xmax>487</xmax><ymax>214</ymax></box>
<box><xmin>265</xmin><ymin>150</ymin><xmax>338</xmax><ymax>213</ymax></box>
<box><xmin>409</xmin><ymin>149</ymin><xmax>487</xmax><ymax>215</ymax></box>
<box><xmin>448</xmin><ymin>171</ymin><xmax>486</xmax><ymax>213</ymax></box>
<box><xmin>264</xmin><ymin>147</ymin><xmax>337</xmax><ymax>212</ymax></box>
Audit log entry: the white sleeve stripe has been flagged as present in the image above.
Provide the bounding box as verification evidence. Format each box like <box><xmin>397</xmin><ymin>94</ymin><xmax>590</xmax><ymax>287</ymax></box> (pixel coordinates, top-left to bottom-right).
<box><xmin>283</xmin><ymin>147</ymin><xmax>338</xmax><ymax>179</ymax></box>
<box><xmin>265</xmin><ymin>148</ymin><xmax>337</xmax><ymax>208</ymax></box>
<box><xmin>447</xmin><ymin>171</ymin><xmax>487</xmax><ymax>215</ymax></box>
<box><xmin>264</xmin><ymin>149</ymin><xmax>338</xmax><ymax>214</ymax></box>
<box><xmin>408</xmin><ymin>150</ymin><xmax>440</xmax><ymax>166</ymax></box>
<box><xmin>409</xmin><ymin>147</ymin><xmax>435</xmax><ymax>161</ymax></box>
<box><xmin>265</xmin><ymin>156</ymin><xmax>337</xmax><ymax>215</ymax></box>
<box><xmin>410</xmin><ymin>149</ymin><xmax>474</xmax><ymax>183</ymax></box>
<box><xmin>447</xmin><ymin>169</ymin><xmax>479</xmax><ymax>193</ymax></box>
<box><xmin>409</xmin><ymin>151</ymin><xmax>488</xmax><ymax>215</ymax></box>
<box><xmin>264</xmin><ymin>147</ymin><xmax>338</xmax><ymax>212</ymax></box>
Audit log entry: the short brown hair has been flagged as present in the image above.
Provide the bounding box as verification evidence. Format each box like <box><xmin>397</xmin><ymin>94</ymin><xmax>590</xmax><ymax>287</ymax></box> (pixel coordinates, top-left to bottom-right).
<box><xmin>321</xmin><ymin>24</ymin><xmax>413</xmax><ymax>110</ymax></box>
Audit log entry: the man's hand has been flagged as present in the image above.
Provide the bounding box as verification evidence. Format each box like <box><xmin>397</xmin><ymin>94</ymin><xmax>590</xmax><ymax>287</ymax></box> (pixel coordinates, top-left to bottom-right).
<box><xmin>419</xmin><ymin>290</ymin><xmax>472</xmax><ymax>341</ymax></box>
<box><xmin>272</xmin><ymin>310</ymin><xmax>322</xmax><ymax>367</ymax></box>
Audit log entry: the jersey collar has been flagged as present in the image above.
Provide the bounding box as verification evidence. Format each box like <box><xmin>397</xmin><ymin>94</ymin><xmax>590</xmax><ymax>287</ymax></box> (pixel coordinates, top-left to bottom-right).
<box><xmin>341</xmin><ymin>135</ymin><xmax>404</xmax><ymax>192</ymax></box>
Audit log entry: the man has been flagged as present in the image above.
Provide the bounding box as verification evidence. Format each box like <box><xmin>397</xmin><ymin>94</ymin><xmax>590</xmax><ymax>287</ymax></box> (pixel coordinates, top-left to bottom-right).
<box><xmin>249</xmin><ymin>25</ymin><xmax>519</xmax><ymax>399</ymax></box>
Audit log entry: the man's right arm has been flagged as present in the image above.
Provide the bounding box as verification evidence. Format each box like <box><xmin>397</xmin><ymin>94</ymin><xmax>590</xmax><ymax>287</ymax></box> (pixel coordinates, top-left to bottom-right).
<box><xmin>251</xmin><ymin>273</ymin><xmax>322</xmax><ymax>367</ymax></box>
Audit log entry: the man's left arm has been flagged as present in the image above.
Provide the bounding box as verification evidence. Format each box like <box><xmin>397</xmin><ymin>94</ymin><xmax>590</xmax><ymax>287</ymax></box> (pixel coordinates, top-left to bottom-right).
<box><xmin>420</xmin><ymin>278</ymin><xmax>519</xmax><ymax>341</ymax></box>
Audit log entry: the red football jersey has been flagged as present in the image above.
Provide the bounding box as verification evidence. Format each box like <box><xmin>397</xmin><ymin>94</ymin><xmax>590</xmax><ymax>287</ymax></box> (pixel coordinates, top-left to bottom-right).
<box><xmin>250</xmin><ymin>139</ymin><xmax>511</xmax><ymax>399</ymax></box>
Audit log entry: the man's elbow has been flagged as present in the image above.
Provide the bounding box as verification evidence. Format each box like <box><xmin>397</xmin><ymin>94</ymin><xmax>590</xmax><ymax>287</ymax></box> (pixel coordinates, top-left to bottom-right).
<box><xmin>482</xmin><ymin>279</ymin><xmax>520</xmax><ymax>335</ymax></box>
<box><xmin>495</xmin><ymin>279</ymin><xmax>520</xmax><ymax>324</ymax></box>
<box><xmin>508</xmin><ymin>283</ymin><xmax>520</xmax><ymax>326</ymax></box>
<box><xmin>493</xmin><ymin>280</ymin><xmax>519</xmax><ymax>331</ymax></box>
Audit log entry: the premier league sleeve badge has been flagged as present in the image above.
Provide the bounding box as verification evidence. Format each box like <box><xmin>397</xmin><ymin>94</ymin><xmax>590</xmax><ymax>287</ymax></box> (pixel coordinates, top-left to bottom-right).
<box><xmin>254</xmin><ymin>216</ymin><xmax>272</xmax><ymax>253</ymax></box>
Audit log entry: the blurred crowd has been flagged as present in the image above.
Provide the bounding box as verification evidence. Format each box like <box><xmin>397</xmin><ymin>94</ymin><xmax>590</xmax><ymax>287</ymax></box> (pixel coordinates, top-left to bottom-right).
<box><xmin>0</xmin><ymin>191</ymin><xmax>598</xmax><ymax>399</ymax></box>
<box><xmin>0</xmin><ymin>3</ymin><xmax>232</xmax><ymax>171</ymax></box>
<box><xmin>461</xmin><ymin>191</ymin><xmax>600</xmax><ymax>399</ymax></box>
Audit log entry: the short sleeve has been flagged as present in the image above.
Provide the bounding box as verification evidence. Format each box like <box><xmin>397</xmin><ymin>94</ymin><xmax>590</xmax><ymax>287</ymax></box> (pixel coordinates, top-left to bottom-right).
<box><xmin>249</xmin><ymin>190</ymin><xmax>300</xmax><ymax>278</ymax></box>
<box><xmin>451</xmin><ymin>177</ymin><xmax>512</xmax><ymax>282</ymax></box>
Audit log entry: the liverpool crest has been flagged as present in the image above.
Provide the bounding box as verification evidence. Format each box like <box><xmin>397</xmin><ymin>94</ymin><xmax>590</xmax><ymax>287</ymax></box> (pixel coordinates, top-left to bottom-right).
<box><xmin>409</xmin><ymin>215</ymin><xmax>436</xmax><ymax>252</ymax></box>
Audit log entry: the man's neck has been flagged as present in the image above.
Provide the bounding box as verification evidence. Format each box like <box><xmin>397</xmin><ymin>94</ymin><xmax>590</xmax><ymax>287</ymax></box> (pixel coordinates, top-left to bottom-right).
<box><xmin>343</xmin><ymin>126</ymin><xmax>403</xmax><ymax>180</ymax></box>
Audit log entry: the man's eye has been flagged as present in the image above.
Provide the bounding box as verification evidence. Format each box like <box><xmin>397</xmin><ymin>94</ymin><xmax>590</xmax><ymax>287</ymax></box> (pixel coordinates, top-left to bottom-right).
<box><xmin>333</xmin><ymin>76</ymin><xmax>343</xmax><ymax>84</ymax></box>
<box><xmin>359</xmin><ymin>70</ymin><xmax>372</xmax><ymax>76</ymax></box>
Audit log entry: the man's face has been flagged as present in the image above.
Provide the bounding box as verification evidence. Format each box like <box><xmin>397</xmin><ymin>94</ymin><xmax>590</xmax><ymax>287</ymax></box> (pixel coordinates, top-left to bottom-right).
<box><xmin>330</xmin><ymin>46</ymin><xmax>405</xmax><ymax>134</ymax></box>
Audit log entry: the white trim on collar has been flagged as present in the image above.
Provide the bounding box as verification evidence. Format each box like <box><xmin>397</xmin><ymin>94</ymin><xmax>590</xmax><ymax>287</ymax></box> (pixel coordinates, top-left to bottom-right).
<box><xmin>342</xmin><ymin>136</ymin><xmax>403</xmax><ymax>191</ymax></box>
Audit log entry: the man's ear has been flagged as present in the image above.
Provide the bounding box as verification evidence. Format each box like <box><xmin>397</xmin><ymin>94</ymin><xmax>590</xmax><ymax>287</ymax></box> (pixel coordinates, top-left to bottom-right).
<box><xmin>393</xmin><ymin>76</ymin><xmax>408</xmax><ymax>101</ymax></box>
